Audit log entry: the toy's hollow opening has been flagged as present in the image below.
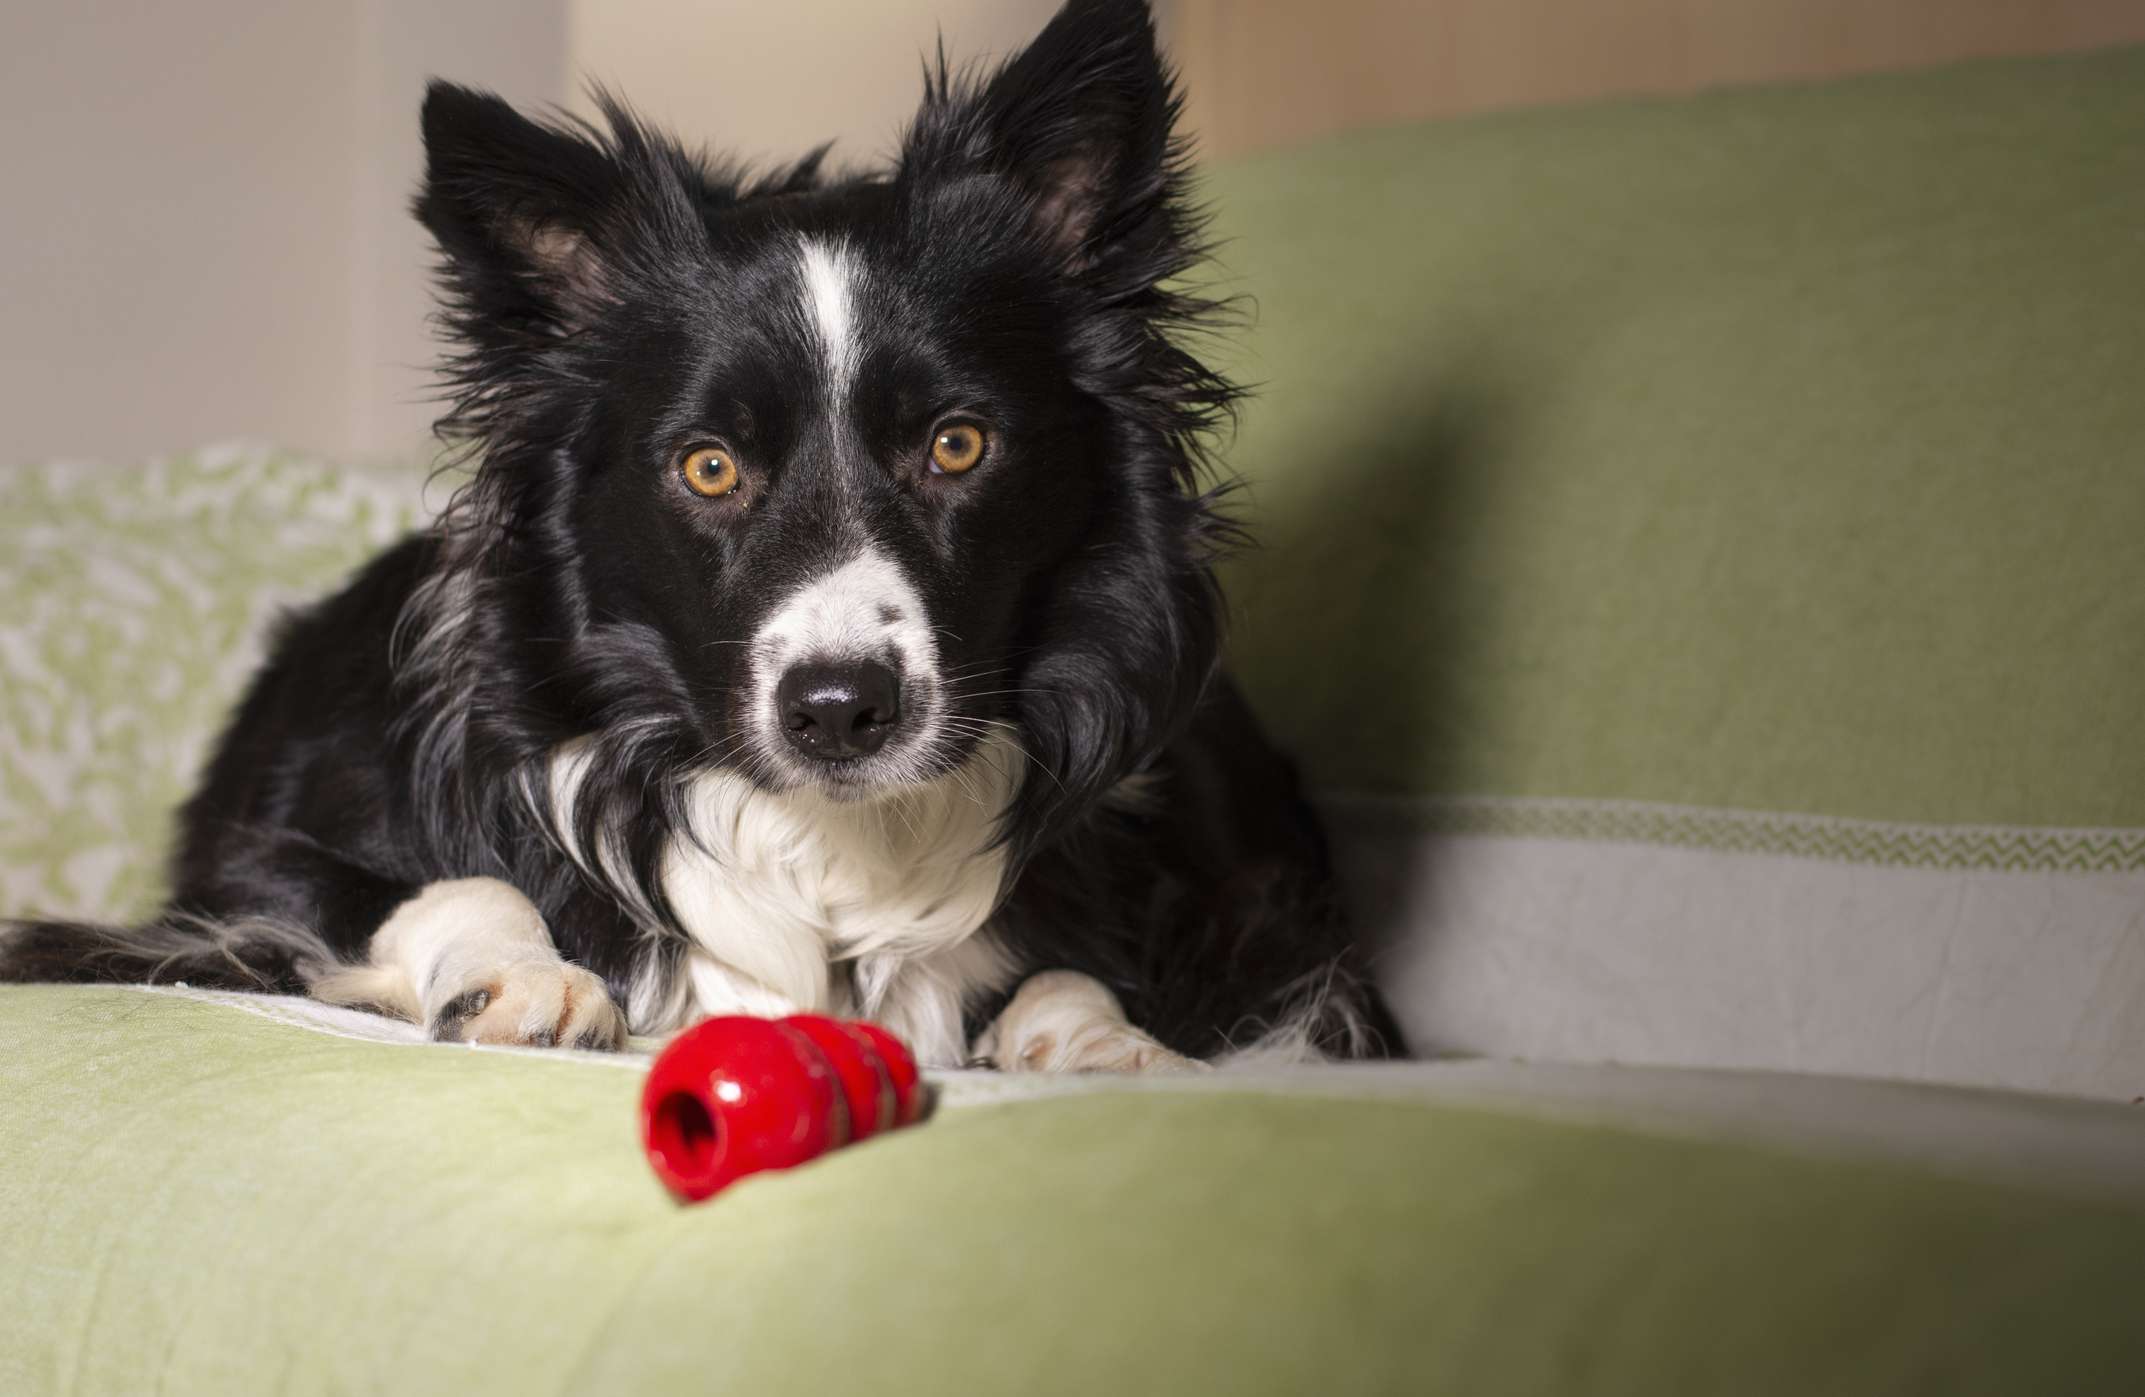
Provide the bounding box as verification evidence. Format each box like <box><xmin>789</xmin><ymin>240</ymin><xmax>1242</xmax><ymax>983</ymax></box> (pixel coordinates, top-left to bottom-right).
<box><xmin>649</xmin><ymin>1089</ymin><xmax>721</xmax><ymax>1181</ymax></box>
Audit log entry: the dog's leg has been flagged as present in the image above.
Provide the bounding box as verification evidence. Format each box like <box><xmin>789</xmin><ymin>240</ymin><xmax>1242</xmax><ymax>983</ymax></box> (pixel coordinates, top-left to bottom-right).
<box><xmin>311</xmin><ymin>878</ymin><xmax>626</xmax><ymax>1049</ymax></box>
<box><xmin>971</xmin><ymin>970</ymin><xmax>1205</xmax><ymax>1074</ymax></box>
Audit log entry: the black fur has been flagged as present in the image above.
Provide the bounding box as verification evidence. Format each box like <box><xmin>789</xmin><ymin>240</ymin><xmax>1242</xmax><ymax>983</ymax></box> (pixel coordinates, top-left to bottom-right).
<box><xmin>1</xmin><ymin>0</ymin><xmax>1397</xmax><ymax>1061</ymax></box>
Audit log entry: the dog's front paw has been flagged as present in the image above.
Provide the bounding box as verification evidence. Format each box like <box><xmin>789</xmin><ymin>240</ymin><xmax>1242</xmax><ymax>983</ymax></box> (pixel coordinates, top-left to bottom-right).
<box><xmin>429</xmin><ymin>959</ymin><xmax>626</xmax><ymax>1050</ymax></box>
<box><xmin>995</xmin><ymin>1021</ymin><xmax>1196</xmax><ymax>1074</ymax></box>
<box><xmin>974</xmin><ymin>970</ymin><xmax>1204</xmax><ymax>1074</ymax></box>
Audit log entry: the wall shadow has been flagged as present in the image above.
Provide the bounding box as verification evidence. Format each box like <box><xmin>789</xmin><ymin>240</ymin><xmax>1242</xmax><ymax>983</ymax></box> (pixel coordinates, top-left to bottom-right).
<box><xmin>1222</xmin><ymin>347</ymin><xmax>1520</xmax><ymax>1053</ymax></box>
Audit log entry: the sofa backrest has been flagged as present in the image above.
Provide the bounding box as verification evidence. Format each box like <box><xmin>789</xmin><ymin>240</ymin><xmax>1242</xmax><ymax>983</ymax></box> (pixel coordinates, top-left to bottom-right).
<box><xmin>1203</xmin><ymin>46</ymin><xmax>2145</xmax><ymax>1096</ymax></box>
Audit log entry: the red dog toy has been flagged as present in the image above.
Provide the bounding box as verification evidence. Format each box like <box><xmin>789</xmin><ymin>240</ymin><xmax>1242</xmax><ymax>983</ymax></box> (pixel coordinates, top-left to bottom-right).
<box><xmin>640</xmin><ymin>1015</ymin><xmax>924</xmax><ymax>1202</ymax></box>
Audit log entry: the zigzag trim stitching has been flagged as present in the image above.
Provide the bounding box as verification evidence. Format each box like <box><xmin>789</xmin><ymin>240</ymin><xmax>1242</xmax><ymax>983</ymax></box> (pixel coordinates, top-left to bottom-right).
<box><xmin>1329</xmin><ymin>796</ymin><xmax>2145</xmax><ymax>872</ymax></box>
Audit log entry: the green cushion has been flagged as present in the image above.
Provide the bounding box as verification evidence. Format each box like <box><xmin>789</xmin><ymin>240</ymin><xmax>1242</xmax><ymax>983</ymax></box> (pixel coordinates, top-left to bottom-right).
<box><xmin>1208</xmin><ymin>46</ymin><xmax>2145</xmax><ymax>829</ymax></box>
<box><xmin>3</xmin><ymin>985</ymin><xmax>2142</xmax><ymax>1396</ymax></box>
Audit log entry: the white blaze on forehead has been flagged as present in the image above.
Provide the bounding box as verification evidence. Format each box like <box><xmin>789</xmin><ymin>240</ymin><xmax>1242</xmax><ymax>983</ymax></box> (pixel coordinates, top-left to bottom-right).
<box><xmin>757</xmin><ymin>546</ymin><xmax>935</xmax><ymax>676</ymax></box>
<box><xmin>796</xmin><ymin>236</ymin><xmax>861</xmax><ymax>399</ymax></box>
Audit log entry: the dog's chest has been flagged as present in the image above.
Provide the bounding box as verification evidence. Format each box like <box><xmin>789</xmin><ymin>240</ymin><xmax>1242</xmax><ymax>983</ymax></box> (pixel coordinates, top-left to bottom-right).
<box><xmin>657</xmin><ymin>738</ymin><xmax>1019</xmax><ymax>1021</ymax></box>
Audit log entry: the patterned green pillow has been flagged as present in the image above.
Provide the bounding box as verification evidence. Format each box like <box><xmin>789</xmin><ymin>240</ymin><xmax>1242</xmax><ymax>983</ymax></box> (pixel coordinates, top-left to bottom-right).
<box><xmin>0</xmin><ymin>446</ymin><xmax>420</xmax><ymax>921</ymax></box>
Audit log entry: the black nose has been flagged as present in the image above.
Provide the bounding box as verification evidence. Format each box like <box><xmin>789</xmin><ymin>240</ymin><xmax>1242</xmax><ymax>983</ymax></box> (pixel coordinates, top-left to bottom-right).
<box><xmin>777</xmin><ymin>661</ymin><xmax>902</xmax><ymax>760</ymax></box>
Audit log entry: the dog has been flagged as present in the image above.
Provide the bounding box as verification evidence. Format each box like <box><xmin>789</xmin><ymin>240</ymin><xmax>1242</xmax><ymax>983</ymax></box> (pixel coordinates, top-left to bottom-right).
<box><xmin>1</xmin><ymin>0</ymin><xmax>1397</xmax><ymax>1072</ymax></box>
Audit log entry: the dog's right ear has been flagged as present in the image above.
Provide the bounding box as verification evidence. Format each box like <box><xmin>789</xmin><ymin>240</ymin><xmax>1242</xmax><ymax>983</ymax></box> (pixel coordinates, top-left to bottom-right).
<box><xmin>899</xmin><ymin>0</ymin><xmax>1181</xmax><ymax>278</ymax></box>
<box><xmin>415</xmin><ymin>82</ymin><xmax>699</xmax><ymax>334</ymax></box>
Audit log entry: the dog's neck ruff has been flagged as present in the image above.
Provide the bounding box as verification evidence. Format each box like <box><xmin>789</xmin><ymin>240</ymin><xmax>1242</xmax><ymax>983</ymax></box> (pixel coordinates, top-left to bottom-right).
<box><xmin>546</xmin><ymin>728</ymin><xmax>1023</xmax><ymax>1055</ymax></box>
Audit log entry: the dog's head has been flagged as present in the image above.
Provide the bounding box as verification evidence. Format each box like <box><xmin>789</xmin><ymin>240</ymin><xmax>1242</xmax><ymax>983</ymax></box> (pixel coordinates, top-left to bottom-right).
<box><xmin>415</xmin><ymin>0</ymin><xmax>1234</xmax><ymax>853</ymax></box>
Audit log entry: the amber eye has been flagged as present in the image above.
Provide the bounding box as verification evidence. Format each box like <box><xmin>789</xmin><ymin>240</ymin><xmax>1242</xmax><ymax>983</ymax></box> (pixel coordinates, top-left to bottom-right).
<box><xmin>929</xmin><ymin>421</ymin><xmax>987</xmax><ymax>475</ymax></box>
<box><xmin>680</xmin><ymin>445</ymin><xmax>739</xmax><ymax>498</ymax></box>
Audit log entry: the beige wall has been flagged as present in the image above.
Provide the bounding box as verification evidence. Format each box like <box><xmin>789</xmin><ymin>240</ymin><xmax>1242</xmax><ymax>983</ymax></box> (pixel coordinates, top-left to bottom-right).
<box><xmin>1</xmin><ymin>3</ymin><xmax>362</xmax><ymax>465</ymax></box>
<box><xmin>1165</xmin><ymin>0</ymin><xmax>2145</xmax><ymax>158</ymax></box>
<box><xmin>0</xmin><ymin>0</ymin><xmax>565</xmax><ymax>466</ymax></box>
<box><xmin>6</xmin><ymin>1</ymin><xmax>2144</xmax><ymax>465</ymax></box>
<box><xmin>351</xmin><ymin>1</ymin><xmax>572</xmax><ymax>457</ymax></box>
<box><xmin>565</xmin><ymin>0</ymin><xmax>1062</xmax><ymax>167</ymax></box>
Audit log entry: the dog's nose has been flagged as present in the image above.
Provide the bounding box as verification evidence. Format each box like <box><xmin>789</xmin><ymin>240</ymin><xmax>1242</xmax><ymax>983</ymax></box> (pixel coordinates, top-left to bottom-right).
<box><xmin>777</xmin><ymin>661</ymin><xmax>902</xmax><ymax>760</ymax></box>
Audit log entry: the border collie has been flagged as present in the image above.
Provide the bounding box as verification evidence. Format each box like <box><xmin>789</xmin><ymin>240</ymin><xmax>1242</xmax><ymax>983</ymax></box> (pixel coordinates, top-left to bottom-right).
<box><xmin>2</xmin><ymin>0</ymin><xmax>1396</xmax><ymax>1071</ymax></box>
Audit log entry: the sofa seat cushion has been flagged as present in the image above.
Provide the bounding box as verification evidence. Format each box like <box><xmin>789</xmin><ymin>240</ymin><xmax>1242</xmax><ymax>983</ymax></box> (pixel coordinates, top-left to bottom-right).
<box><xmin>3</xmin><ymin>984</ymin><xmax>2142</xmax><ymax>1396</ymax></box>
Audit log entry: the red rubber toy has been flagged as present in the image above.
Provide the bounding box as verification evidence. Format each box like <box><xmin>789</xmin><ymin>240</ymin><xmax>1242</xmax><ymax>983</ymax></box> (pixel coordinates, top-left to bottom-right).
<box><xmin>640</xmin><ymin>1017</ymin><xmax>842</xmax><ymax>1203</ymax></box>
<box><xmin>782</xmin><ymin>1014</ymin><xmax>897</xmax><ymax>1142</ymax></box>
<box><xmin>846</xmin><ymin>1019</ymin><xmax>923</xmax><ymax>1126</ymax></box>
<box><xmin>639</xmin><ymin>1014</ymin><xmax>924</xmax><ymax>1203</ymax></box>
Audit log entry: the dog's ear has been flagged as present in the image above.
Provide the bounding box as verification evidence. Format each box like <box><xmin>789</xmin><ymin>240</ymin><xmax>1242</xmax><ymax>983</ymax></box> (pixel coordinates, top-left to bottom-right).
<box><xmin>416</xmin><ymin>82</ymin><xmax>701</xmax><ymax>334</ymax></box>
<box><xmin>901</xmin><ymin>0</ymin><xmax>1180</xmax><ymax>273</ymax></box>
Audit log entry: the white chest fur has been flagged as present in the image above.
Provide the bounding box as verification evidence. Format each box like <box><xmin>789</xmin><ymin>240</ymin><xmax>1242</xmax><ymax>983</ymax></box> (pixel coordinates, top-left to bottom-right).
<box><xmin>545</xmin><ymin>729</ymin><xmax>1023</xmax><ymax>1064</ymax></box>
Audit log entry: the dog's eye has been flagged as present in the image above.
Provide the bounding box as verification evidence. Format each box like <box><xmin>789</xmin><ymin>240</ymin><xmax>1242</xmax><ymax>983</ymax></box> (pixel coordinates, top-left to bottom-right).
<box><xmin>928</xmin><ymin>421</ymin><xmax>987</xmax><ymax>476</ymax></box>
<box><xmin>680</xmin><ymin>445</ymin><xmax>740</xmax><ymax>498</ymax></box>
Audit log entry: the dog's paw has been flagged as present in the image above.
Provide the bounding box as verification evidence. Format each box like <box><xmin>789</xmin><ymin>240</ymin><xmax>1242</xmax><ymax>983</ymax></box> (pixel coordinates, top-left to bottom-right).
<box><xmin>973</xmin><ymin>970</ymin><xmax>1205</xmax><ymax>1075</ymax></box>
<box><xmin>429</xmin><ymin>959</ymin><xmax>627</xmax><ymax>1050</ymax></box>
<box><xmin>997</xmin><ymin>1021</ymin><xmax>1198</xmax><ymax>1074</ymax></box>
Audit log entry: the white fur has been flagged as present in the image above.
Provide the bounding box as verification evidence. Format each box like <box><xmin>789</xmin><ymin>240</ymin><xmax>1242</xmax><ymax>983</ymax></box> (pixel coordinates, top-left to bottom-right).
<box><xmin>545</xmin><ymin>728</ymin><xmax>1025</xmax><ymax>1065</ymax></box>
<box><xmin>752</xmin><ymin>547</ymin><xmax>935</xmax><ymax>684</ymax></box>
<box><xmin>974</xmin><ymin>970</ymin><xmax>1203</xmax><ymax>1074</ymax></box>
<box><xmin>1207</xmin><ymin>963</ymin><xmax>1378</xmax><ymax>1067</ymax></box>
<box><xmin>797</xmin><ymin>236</ymin><xmax>861</xmax><ymax>400</ymax></box>
<box><xmin>852</xmin><ymin>933</ymin><xmax>1017</xmax><ymax>1068</ymax></box>
<box><xmin>747</xmin><ymin>545</ymin><xmax>945</xmax><ymax>785</ymax></box>
<box><xmin>624</xmin><ymin>949</ymin><xmax>693</xmax><ymax>1034</ymax></box>
<box><xmin>311</xmin><ymin>877</ymin><xmax>624</xmax><ymax>1048</ymax></box>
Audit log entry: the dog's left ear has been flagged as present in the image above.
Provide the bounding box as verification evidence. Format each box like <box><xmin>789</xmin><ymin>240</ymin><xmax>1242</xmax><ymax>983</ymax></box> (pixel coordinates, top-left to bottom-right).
<box><xmin>901</xmin><ymin>0</ymin><xmax>1179</xmax><ymax>273</ymax></box>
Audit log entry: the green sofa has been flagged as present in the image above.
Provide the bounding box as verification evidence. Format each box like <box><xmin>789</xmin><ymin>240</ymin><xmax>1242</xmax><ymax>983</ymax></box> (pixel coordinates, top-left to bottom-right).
<box><xmin>5</xmin><ymin>46</ymin><xmax>2145</xmax><ymax>1395</ymax></box>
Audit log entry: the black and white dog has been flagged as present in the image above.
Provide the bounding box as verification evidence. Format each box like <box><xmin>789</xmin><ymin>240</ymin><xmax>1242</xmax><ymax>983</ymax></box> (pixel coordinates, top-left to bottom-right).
<box><xmin>3</xmin><ymin>0</ymin><xmax>1396</xmax><ymax>1071</ymax></box>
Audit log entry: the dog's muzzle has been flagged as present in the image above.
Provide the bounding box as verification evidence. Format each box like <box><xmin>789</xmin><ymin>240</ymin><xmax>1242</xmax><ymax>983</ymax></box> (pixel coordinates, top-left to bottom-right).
<box><xmin>748</xmin><ymin>546</ymin><xmax>940</xmax><ymax>787</ymax></box>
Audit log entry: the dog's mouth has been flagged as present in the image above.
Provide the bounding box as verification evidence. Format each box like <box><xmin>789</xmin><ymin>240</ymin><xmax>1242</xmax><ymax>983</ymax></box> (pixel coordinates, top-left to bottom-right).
<box><xmin>765</xmin><ymin>711</ymin><xmax>1023</xmax><ymax>819</ymax></box>
<box><xmin>784</xmin><ymin>749</ymin><xmax>926</xmax><ymax>800</ymax></box>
